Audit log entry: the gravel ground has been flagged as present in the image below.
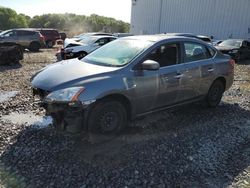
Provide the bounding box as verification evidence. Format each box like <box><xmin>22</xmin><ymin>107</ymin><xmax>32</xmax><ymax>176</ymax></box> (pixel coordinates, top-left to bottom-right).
<box><xmin>0</xmin><ymin>49</ymin><xmax>250</xmax><ymax>188</ymax></box>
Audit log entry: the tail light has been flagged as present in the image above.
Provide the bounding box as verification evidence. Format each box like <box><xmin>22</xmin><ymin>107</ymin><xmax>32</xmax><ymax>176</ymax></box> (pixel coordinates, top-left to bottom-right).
<box><xmin>39</xmin><ymin>33</ymin><xmax>45</xmax><ymax>42</ymax></box>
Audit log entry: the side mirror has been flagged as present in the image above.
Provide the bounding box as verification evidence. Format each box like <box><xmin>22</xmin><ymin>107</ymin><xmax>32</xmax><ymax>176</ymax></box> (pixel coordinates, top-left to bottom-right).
<box><xmin>141</xmin><ymin>60</ymin><xmax>160</xmax><ymax>70</ymax></box>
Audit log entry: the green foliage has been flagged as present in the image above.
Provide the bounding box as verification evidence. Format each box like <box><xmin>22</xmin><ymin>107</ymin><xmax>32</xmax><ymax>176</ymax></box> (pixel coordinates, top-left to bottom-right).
<box><xmin>0</xmin><ymin>7</ymin><xmax>130</xmax><ymax>35</ymax></box>
<box><xmin>0</xmin><ymin>7</ymin><xmax>28</xmax><ymax>29</ymax></box>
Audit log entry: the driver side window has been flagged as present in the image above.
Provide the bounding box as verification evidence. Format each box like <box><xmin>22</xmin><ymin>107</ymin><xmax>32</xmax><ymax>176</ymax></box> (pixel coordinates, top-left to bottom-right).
<box><xmin>3</xmin><ymin>31</ymin><xmax>16</xmax><ymax>37</ymax></box>
<box><xmin>95</xmin><ymin>38</ymin><xmax>109</xmax><ymax>46</ymax></box>
<box><xmin>145</xmin><ymin>43</ymin><xmax>179</xmax><ymax>68</ymax></box>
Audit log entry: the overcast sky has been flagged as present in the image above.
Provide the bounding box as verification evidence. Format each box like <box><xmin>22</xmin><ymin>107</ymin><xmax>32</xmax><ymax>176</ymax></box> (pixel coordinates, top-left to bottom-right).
<box><xmin>0</xmin><ymin>0</ymin><xmax>132</xmax><ymax>22</ymax></box>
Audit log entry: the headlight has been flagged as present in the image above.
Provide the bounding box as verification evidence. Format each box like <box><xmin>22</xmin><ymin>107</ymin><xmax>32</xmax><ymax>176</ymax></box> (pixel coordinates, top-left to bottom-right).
<box><xmin>45</xmin><ymin>87</ymin><xmax>85</xmax><ymax>102</ymax></box>
<box><xmin>229</xmin><ymin>49</ymin><xmax>238</xmax><ymax>54</ymax></box>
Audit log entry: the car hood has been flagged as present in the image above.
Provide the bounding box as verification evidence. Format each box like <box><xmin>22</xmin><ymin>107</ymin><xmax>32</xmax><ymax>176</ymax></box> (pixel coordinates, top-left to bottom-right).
<box><xmin>215</xmin><ymin>46</ymin><xmax>238</xmax><ymax>51</ymax></box>
<box><xmin>64</xmin><ymin>38</ymin><xmax>83</xmax><ymax>48</ymax></box>
<box><xmin>31</xmin><ymin>58</ymin><xmax>119</xmax><ymax>91</ymax></box>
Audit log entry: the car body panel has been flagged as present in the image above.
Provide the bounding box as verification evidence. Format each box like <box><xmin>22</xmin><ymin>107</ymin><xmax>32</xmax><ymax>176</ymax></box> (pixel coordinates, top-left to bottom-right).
<box><xmin>31</xmin><ymin>59</ymin><xmax>120</xmax><ymax>91</ymax></box>
<box><xmin>31</xmin><ymin>35</ymin><xmax>234</xmax><ymax>132</ymax></box>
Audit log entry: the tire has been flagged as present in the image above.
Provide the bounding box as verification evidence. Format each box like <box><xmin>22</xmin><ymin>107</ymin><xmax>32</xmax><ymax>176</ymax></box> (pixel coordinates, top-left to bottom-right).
<box><xmin>78</xmin><ymin>52</ymin><xmax>87</xmax><ymax>59</ymax></box>
<box><xmin>206</xmin><ymin>80</ymin><xmax>225</xmax><ymax>107</ymax></box>
<box><xmin>29</xmin><ymin>42</ymin><xmax>40</xmax><ymax>52</ymax></box>
<box><xmin>87</xmin><ymin>99</ymin><xmax>127</xmax><ymax>135</ymax></box>
<box><xmin>46</xmin><ymin>41</ymin><xmax>53</xmax><ymax>48</ymax></box>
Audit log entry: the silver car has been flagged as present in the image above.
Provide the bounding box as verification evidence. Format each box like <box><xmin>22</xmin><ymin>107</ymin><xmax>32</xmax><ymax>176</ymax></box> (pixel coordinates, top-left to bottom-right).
<box><xmin>31</xmin><ymin>35</ymin><xmax>234</xmax><ymax>134</ymax></box>
<box><xmin>60</xmin><ymin>35</ymin><xmax>117</xmax><ymax>60</ymax></box>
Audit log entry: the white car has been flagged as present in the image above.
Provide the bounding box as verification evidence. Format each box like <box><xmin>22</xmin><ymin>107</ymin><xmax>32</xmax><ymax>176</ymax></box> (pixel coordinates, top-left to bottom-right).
<box><xmin>59</xmin><ymin>35</ymin><xmax>117</xmax><ymax>60</ymax></box>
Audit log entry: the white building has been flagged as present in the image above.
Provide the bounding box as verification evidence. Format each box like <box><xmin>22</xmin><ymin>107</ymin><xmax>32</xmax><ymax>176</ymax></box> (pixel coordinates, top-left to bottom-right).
<box><xmin>130</xmin><ymin>0</ymin><xmax>250</xmax><ymax>39</ymax></box>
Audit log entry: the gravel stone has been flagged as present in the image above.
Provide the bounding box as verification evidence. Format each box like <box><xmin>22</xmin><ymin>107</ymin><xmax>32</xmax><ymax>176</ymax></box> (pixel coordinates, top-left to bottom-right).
<box><xmin>0</xmin><ymin>50</ymin><xmax>250</xmax><ymax>187</ymax></box>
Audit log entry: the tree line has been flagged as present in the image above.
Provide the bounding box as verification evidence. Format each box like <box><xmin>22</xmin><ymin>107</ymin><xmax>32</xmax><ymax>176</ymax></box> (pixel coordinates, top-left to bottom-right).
<box><xmin>0</xmin><ymin>7</ymin><xmax>130</xmax><ymax>35</ymax></box>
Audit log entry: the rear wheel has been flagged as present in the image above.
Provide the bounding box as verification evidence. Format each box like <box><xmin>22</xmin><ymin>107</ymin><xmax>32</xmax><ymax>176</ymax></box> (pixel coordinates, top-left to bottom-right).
<box><xmin>29</xmin><ymin>42</ymin><xmax>40</xmax><ymax>52</ymax></box>
<box><xmin>46</xmin><ymin>40</ymin><xmax>53</xmax><ymax>48</ymax></box>
<box><xmin>206</xmin><ymin>80</ymin><xmax>225</xmax><ymax>107</ymax></box>
<box><xmin>88</xmin><ymin>99</ymin><xmax>127</xmax><ymax>135</ymax></box>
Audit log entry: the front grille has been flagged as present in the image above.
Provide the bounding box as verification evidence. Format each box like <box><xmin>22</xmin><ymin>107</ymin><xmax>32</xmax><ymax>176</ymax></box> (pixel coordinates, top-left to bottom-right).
<box><xmin>221</xmin><ymin>50</ymin><xmax>229</xmax><ymax>54</ymax></box>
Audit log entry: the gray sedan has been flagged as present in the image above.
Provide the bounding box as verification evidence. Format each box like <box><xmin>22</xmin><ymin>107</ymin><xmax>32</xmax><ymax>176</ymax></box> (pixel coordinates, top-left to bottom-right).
<box><xmin>31</xmin><ymin>35</ymin><xmax>234</xmax><ymax>134</ymax></box>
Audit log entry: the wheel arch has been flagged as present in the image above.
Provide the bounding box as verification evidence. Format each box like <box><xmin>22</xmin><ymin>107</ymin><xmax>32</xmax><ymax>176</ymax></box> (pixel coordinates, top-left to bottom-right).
<box><xmin>213</xmin><ymin>76</ymin><xmax>226</xmax><ymax>90</ymax></box>
<box><xmin>96</xmin><ymin>94</ymin><xmax>132</xmax><ymax>120</ymax></box>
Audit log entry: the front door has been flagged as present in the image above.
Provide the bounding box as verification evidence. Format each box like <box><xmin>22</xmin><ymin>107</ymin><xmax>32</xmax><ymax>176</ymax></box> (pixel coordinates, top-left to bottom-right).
<box><xmin>144</xmin><ymin>42</ymin><xmax>182</xmax><ymax>108</ymax></box>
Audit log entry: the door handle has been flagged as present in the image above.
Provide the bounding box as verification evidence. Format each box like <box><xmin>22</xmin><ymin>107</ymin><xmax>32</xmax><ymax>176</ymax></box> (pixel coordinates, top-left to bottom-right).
<box><xmin>174</xmin><ymin>74</ymin><xmax>183</xmax><ymax>79</ymax></box>
<box><xmin>208</xmin><ymin>68</ymin><xmax>214</xmax><ymax>72</ymax></box>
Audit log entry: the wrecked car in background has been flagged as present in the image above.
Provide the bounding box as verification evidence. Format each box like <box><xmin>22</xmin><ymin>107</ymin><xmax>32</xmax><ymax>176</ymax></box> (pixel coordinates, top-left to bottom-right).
<box><xmin>31</xmin><ymin>35</ymin><xmax>234</xmax><ymax>135</ymax></box>
<box><xmin>215</xmin><ymin>39</ymin><xmax>250</xmax><ymax>62</ymax></box>
<box><xmin>0</xmin><ymin>43</ymin><xmax>23</xmax><ymax>65</ymax></box>
<box><xmin>57</xmin><ymin>35</ymin><xmax>117</xmax><ymax>60</ymax></box>
<box><xmin>165</xmin><ymin>33</ymin><xmax>212</xmax><ymax>44</ymax></box>
<box><xmin>71</xmin><ymin>32</ymin><xmax>114</xmax><ymax>42</ymax></box>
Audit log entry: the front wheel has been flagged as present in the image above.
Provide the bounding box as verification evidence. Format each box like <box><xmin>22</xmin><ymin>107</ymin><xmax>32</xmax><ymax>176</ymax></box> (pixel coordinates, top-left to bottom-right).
<box><xmin>46</xmin><ymin>41</ymin><xmax>54</xmax><ymax>48</ymax></box>
<box><xmin>29</xmin><ymin>42</ymin><xmax>40</xmax><ymax>52</ymax></box>
<box><xmin>206</xmin><ymin>80</ymin><xmax>225</xmax><ymax>107</ymax></box>
<box><xmin>78</xmin><ymin>52</ymin><xmax>87</xmax><ymax>59</ymax></box>
<box><xmin>87</xmin><ymin>99</ymin><xmax>127</xmax><ymax>135</ymax></box>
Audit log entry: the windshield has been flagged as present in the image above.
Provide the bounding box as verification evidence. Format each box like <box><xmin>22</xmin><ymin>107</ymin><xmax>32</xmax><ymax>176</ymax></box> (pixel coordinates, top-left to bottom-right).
<box><xmin>0</xmin><ymin>30</ymin><xmax>10</xmax><ymax>36</ymax></box>
<box><xmin>219</xmin><ymin>40</ymin><xmax>242</xmax><ymax>48</ymax></box>
<box><xmin>83</xmin><ymin>39</ymin><xmax>153</xmax><ymax>67</ymax></box>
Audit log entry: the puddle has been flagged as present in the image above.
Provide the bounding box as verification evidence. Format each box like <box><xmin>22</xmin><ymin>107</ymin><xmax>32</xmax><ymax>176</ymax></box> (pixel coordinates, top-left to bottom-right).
<box><xmin>1</xmin><ymin>112</ymin><xmax>53</xmax><ymax>129</ymax></box>
<box><xmin>0</xmin><ymin>91</ymin><xmax>20</xmax><ymax>103</ymax></box>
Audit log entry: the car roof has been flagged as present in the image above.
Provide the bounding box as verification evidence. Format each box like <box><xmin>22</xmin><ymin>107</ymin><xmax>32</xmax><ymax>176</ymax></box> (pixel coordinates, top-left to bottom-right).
<box><xmin>121</xmin><ymin>34</ymin><xmax>201</xmax><ymax>43</ymax></box>
<box><xmin>90</xmin><ymin>35</ymin><xmax>117</xmax><ymax>39</ymax></box>
<box><xmin>223</xmin><ymin>39</ymin><xmax>244</xmax><ymax>41</ymax></box>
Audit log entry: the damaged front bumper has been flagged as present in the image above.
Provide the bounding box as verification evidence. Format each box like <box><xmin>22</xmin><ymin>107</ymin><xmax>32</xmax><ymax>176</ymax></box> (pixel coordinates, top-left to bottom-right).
<box><xmin>40</xmin><ymin>101</ymin><xmax>91</xmax><ymax>133</ymax></box>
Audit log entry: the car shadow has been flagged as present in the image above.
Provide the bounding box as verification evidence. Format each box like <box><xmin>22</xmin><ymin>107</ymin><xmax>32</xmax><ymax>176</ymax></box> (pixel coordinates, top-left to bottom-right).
<box><xmin>238</xmin><ymin>59</ymin><xmax>250</xmax><ymax>65</ymax></box>
<box><xmin>0</xmin><ymin>102</ymin><xmax>250</xmax><ymax>187</ymax></box>
<box><xmin>0</xmin><ymin>63</ymin><xmax>22</xmax><ymax>72</ymax></box>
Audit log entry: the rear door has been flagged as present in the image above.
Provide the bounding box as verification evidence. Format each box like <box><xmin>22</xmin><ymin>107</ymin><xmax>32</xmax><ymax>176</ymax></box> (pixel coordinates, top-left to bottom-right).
<box><xmin>16</xmin><ymin>30</ymin><xmax>33</xmax><ymax>47</ymax></box>
<box><xmin>180</xmin><ymin>42</ymin><xmax>215</xmax><ymax>100</ymax></box>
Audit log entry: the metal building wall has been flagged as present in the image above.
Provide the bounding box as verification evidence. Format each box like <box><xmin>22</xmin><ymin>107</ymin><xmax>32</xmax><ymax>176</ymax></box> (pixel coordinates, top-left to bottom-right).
<box><xmin>130</xmin><ymin>0</ymin><xmax>250</xmax><ymax>39</ymax></box>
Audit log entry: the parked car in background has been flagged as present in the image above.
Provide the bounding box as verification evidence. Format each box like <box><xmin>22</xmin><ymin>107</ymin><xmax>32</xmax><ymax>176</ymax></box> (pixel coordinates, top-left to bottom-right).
<box><xmin>59</xmin><ymin>32</ymin><xmax>67</xmax><ymax>40</ymax></box>
<box><xmin>0</xmin><ymin>29</ymin><xmax>45</xmax><ymax>51</ymax></box>
<box><xmin>166</xmin><ymin>33</ymin><xmax>212</xmax><ymax>44</ymax></box>
<box><xmin>31</xmin><ymin>35</ymin><xmax>234</xmax><ymax>134</ymax></box>
<box><xmin>113</xmin><ymin>33</ymin><xmax>134</xmax><ymax>38</ymax></box>
<box><xmin>212</xmin><ymin>40</ymin><xmax>223</xmax><ymax>46</ymax></box>
<box><xmin>58</xmin><ymin>35</ymin><xmax>117</xmax><ymax>60</ymax></box>
<box><xmin>71</xmin><ymin>32</ymin><xmax>113</xmax><ymax>42</ymax></box>
<box><xmin>215</xmin><ymin>39</ymin><xmax>250</xmax><ymax>61</ymax></box>
<box><xmin>0</xmin><ymin>42</ymin><xmax>24</xmax><ymax>65</ymax></box>
<box><xmin>36</xmin><ymin>28</ymin><xmax>61</xmax><ymax>48</ymax></box>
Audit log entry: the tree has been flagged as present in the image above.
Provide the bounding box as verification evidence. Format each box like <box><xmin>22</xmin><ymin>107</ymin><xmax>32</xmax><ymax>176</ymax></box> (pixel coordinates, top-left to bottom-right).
<box><xmin>0</xmin><ymin>7</ymin><xmax>28</xmax><ymax>29</ymax></box>
<box><xmin>0</xmin><ymin>7</ymin><xmax>130</xmax><ymax>35</ymax></box>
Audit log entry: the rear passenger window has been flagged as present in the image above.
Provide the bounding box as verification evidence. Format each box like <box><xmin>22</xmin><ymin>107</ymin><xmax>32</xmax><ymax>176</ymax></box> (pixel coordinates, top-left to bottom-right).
<box><xmin>184</xmin><ymin>43</ymin><xmax>210</xmax><ymax>62</ymax></box>
<box><xmin>146</xmin><ymin>43</ymin><xmax>179</xmax><ymax>67</ymax></box>
<box><xmin>17</xmin><ymin>31</ymin><xmax>35</xmax><ymax>36</ymax></box>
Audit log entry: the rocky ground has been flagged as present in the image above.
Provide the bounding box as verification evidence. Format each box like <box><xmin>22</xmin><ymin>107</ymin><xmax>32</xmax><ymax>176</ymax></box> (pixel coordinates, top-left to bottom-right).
<box><xmin>0</xmin><ymin>49</ymin><xmax>250</xmax><ymax>188</ymax></box>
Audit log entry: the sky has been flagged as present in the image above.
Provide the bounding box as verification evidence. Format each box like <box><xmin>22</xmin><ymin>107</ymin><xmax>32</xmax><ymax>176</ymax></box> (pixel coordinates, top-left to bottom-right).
<box><xmin>0</xmin><ymin>0</ymin><xmax>132</xmax><ymax>22</ymax></box>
